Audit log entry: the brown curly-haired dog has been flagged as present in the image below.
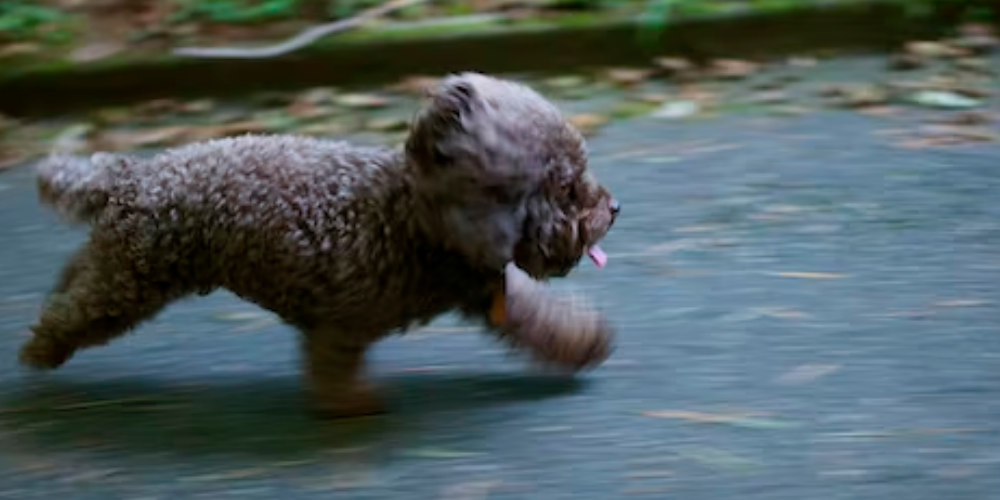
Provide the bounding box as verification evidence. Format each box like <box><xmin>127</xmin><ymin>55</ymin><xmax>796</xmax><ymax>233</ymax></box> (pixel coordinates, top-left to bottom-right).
<box><xmin>20</xmin><ymin>72</ymin><xmax>620</xmax><ymax>418</ymax></box>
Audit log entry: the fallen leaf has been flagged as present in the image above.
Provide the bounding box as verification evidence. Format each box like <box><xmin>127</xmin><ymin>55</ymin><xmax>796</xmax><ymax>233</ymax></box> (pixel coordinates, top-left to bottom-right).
<box><xmin>365</xmin><ymin>117</ymin><xmax>409</xmax><ymax>132</ymax></box>
<box><xmin>0</xmin><ymin>43</ymin><xmax>42</xmax><ymax>58</ymax></box>
<box><xmin>625</xmin><ymin>470</ymin><xmax>674</xmax><ymax>479</ymax></box>
<box><xmin>334</xmin><ymin>93</ymin><xmax>390</xmax><ymax>109</ymax></box>
<box><xmin>651</xmin><ymin>100</ymin><xmax>699</xmax><ymax>119</ymax></box>
<box><xmin>653</xmin><ymin>56</ymin><xmax>695</xmax><ymax>77</ymax></box>
<box><xmin>676</xmin><ymin>86</ymin><xmax>719</xmax><ymax>106</ymax></box>
<box><xmin>180</xmin><ymin>99</ymin><xmax>215</xmax><ymax>114</ymax></box>
<box><xmin>184</xmin><ymin>468</ymin><xmax>269</xmax><ymax>482</ymax></box>
<box><xmin>134</xmin><ymin>98</ymin><xmax>184</xmax><ymax>116</ymax></box>
<box><xmin>825</xmin><ymin>428</ymin><xmax>987</xmax><ymax>440</ymax></box>
<box><xmin>675</xmin><ymin>446</ymin><xmax>759</xmax><ymax>472</ymax></box>
<box><xmin>0</xmin><ymin>113</ymin><xmax>14</xmax><ymax>132</ymax></box>
<box><xmin>635</xmin><ymin>92</ymin><xmax>669</xmax><ymax>104</ymax></box>
<box><xmin>403</xmin><ymin>448</ymin><xmax>483</xmax><ymax>459</ymax></box>
<box><xmin>886</xmin><ymin>52</ymin><xmax>924</xmax><ymax>71</ymax></box>
<box><xmin>51</xmin><ymin>123</ymin><xmax>95</xmax><ymax>153</ymax></box>
<box><xmin>952</xmin><ymin>23</ymin><xmax>998</xmax><ymax>54</ymax></box>
<box><xmin>832</xmin><ymin>85</ymin><xmax>890</xmax><ymax>108</ymax></box>
<box><xmin>89</xmin><ymin>106</ymin><xmax>137</xmax><ymax>126</ymax></box>
<box><xmin>643</xmin><ymin>410</ymin><xmax>797</xmax><ymax>429</ymax></box>
<box><xmin>769</xmin><ymin>105</ymin><xmax>812</xmax><ymax>116</ymax></box>
<box><xmin>58</xmin><ymin>468</ymin><xmax>121</xmax><ymax>484</ymax></box>
<box><xmin>760</xmin><ymin>308</ymin><xmax>811</xmax><ymax>319</ymax></box>
<box><xmin>910</xmin><ymin>90</ymin><xmax>982</xmax><ymax>109</ymax></box>
<box><xmin>905</xmin><ymin>41</ymin><xmax>968</xmax><ymax>59</ymax></box>
<box><xmin>872</xmin><ymin>309</ymin><xmax>935</xmax><ymax>319</ymax></box>
<box><xmin>896</xmin><ymin>125</ymin><xmax>999</xmax><ymax>148</ymax></box>
<box><xmin>934</xmin><ymin>299</ymin><xmax>991</xmax><ymax>308</ymax></box>
<box><xmin>250</xmin><ymin>110</ymin><xmax>301</xmax><ymax>132</ymax></box>
<box><xmin>763</xmin><ymin>204</ymin><xmax>812</xmax><ymax>214</ymax></box>
<box><xmin>856</xmin><ymin>105</ymin><xmax>901</xmax><ymax>117</ymax></box>
<box><xmin>68</xmin><ymin>41</ymin><xmax>125</xmax><ymax>63</ymax></box>
<box><xmin>751</xmin><ymin>78</ymin><xmax>788</xmax><ymax>91</ymax></box>
<box><xmin>787</xmin><ymin>56</ymin><xmax>818</xmax><ymax>68</ymax></box>
<box><xmin>543</xmin><ymin>75</ymin><xmax>588</xmax><ymax>90</ymax></box>
<box><xmin>958</xmin><ymin>22</ymin><xmax>996</xmax><ymax>39</ymax></box>
<box><xmin>673</xmin><ymin>224</ymin><xmax>727</xmax><ymax>233</ymax></box>
<box><xmin>708</xmin><ymin>59</ymin><xmax>759</xmax><ymax>80</ymax></box>
<box><xmin>568</xmin><ymin>113</ymin><xmax>609</xmax><ymax>136</ymax></box>
<box><xmin>818</xmin><ymin>84</ymin><xmax>849</xmax><ymax>97</ymax></box>
<box><xmin>890</xmin><ymin>78</ymin><xmax>993</xmax><ymax>99</ymax></box>
<box><xmin>721</xmin><ymin>307</ymin><xmax>808</xmax><ymax>322</ymax></box>
<box><xmin>612</xmin><ymin>101</ymin><xmax>659</xmax><ymax>119</ymax></box>
<box><xmin>0</xmin><ymin>144</ymin><xmax>32</xmax><ymax>170</ymax></box>
<box><xmin>775</xmin><ymin>363</ymin><xmax>840</xmax><ymax>385</ymax></box>
<box><xmin>768</xmin><ymin>272</ymin><xmax>848</xmax><ymax>279</ymax></box>
<box><xmin>198</xmin><ymin>121</ymin><xmax>273</xmax><ymax>138</ymax></box>
<box><xmin>295</xmin><ymin>87</ymin><xmax>335</xmax><ymax>105</ymax></box>
<box><xmin>287</xmin><ymin>104</ymin><xmax>336</xmax><ymax>120</ymax></box>
<box><xmin>643</xmin><ymin>410</ymin><xmax>756</xmax><ymax>423</ymax></box>
<box><xmin>604</xmin><ymin>67</ymin><xmax>653</xmax><ymax>87</ymax></box>
<box><xmin>745</xmin><ymin>90</ymin><xmax>789</xmax><ymax>105</ymax></box>
<box><xmin>297</xmin><ymin>122</ymin><xmax>350</xmax><ymax>137</ymax></box>
<box><xmin>390</xmin><ymin>75</ymin><xmax>440</xmax><ymax>96</ymax></box>
<box><xmin>98</xmin><ymin>126</ymin><xmax>189</xmax><ymax>150</ymax></box>
<box><xmin>953</xmin><ymin>57</ymin><xmax>993</xmax><ymax>74</ymax></box>
<box><xmin>213</xmin><ymin>311</ymin><xmax>271</xmax><ymax>322</ymax></box>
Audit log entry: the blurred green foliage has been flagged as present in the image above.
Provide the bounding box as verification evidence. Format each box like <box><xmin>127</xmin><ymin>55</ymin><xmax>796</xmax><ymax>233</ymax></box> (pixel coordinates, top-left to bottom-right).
<box><xmin>171</xmin><ymin>0</ymin><xmax>305</xmax><ymax>24</ymax></box>
<box><xmin>0</xmin><ymin>1</ymin><xmax>73</xmax><ymax>43</ymax></box>
<box><xmin>0</xmin><ymin>0</ymin><xmax>993</xmax><ymax>45</ymax></box>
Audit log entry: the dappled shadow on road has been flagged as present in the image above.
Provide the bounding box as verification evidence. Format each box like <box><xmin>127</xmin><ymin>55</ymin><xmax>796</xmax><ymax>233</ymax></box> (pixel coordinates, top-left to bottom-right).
<box><xmin>0</xmin><ymin>372</ymin><xmax>585</xmax><ymax>460</ymax></box>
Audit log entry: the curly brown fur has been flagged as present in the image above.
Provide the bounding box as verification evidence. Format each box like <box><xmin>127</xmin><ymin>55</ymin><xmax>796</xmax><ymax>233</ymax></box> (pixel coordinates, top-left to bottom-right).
<box><xmin>21</xmin><ymin>72</ymin><xmax>620</xmax><ymax>418</ymax></box>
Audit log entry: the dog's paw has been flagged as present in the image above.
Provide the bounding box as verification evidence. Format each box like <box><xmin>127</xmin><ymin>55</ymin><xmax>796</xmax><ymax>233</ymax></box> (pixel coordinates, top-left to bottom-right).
<box><xmin>505</xmin><ymin>297</ymin><xmax>616</xmax><ymax>372</ymax></box>
<box><xmin>18</xmin><ymin>336</ymin><xmax>72</xmax><ymax>371</ymax></box>
<box><xmin>310</xmin><ymin>386</ymin><xmax>387</xmax><ymax>419</ymax></box>
<box><xmin>501</xmin><ymin>265</ymin><xmax>616</xmax><ymax>372</ymax></box>
<box><xmin>531</xmin><ymin>312</ymin><xmax>615</xmax><ymax>371</ymax></box>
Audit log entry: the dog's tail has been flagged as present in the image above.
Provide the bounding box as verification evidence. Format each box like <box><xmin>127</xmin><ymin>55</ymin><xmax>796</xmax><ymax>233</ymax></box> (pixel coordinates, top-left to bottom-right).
<box><xmin>36</xmin><ymin>152</ymin><xmax>119</xmax><ymax>225</ymax></box>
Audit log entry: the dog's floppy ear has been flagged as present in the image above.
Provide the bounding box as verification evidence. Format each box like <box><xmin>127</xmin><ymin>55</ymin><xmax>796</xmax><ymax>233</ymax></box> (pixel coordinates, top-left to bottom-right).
<box><xmin>408</xmin><ymin>73</ymin><xmax>539</xmax><ymax>272</ymax></box>
<box><xmin>431</xmin><ymin>78</ymin><xmax>476</xmax><ymax>118</ymax></box>
<box><xmin>406</xmin><ymin>75</ymin><xmax>478</xmax><ymax>171</ymax></box>
<box><xmin>436</xmin><ymin>78</ymin><xmax>531</xmax><ymax>271</ymax></box>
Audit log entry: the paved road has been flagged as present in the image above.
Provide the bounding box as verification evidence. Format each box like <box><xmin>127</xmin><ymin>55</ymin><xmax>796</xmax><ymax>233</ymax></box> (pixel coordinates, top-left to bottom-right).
<box><xmin>1</xmin><ymin>108</ymin><xmax>999</xmax><ymax>499</ymax></box>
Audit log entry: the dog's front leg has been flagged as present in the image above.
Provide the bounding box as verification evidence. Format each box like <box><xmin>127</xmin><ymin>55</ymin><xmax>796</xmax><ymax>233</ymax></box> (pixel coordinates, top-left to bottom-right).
<box><xmin>488</xmin><ymin>264</ymin><xmax>615</xmax><ymax>372</ymax></box>
<box><xmin>300</xmin><ymin>331</ymin><xmax>385</xmax><ymax>418</ymax></box>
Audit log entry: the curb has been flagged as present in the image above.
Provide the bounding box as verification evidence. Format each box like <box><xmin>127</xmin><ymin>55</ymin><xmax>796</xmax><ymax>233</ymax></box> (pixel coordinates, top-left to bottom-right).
<box><xmin>0</xmin><ymin>0</ymin><xmax>996</xmax><ymax>117</ymax></box>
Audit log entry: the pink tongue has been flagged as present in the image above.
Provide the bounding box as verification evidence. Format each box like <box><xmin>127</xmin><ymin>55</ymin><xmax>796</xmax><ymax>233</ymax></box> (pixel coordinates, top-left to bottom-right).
<box><xmin>587</xmin><ymin>245</ymin><xmax>608</xmax><ymax>269</ymax></box>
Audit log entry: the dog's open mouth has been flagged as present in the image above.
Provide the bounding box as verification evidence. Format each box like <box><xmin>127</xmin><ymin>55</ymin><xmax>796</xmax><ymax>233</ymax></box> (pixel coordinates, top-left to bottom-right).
<box><xmin>587</xmin><ymin>245</ymin><xmax>607</xmax><ymax>269</ymax></box>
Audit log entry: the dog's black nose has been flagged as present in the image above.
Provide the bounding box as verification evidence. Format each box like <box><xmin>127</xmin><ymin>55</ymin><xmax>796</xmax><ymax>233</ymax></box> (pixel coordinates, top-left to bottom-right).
<box><xmin>609</xmin><ymin>199</ymin><xmax>621</xmax><ymax>216</ymax></box>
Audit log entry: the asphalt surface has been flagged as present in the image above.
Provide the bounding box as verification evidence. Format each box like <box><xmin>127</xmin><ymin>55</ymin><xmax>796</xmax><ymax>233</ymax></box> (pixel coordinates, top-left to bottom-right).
<box><xmin>1</xmin><ymin>106</ymin><xmax>999</xmax><ymax>498</ymax></box>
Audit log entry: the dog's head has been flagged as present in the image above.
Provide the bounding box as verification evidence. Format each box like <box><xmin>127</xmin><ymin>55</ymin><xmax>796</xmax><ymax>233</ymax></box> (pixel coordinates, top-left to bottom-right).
<box><xmin>407</xmin><ymin>72</ymin><xmax>619</xmax><ymax>279</ymax></box>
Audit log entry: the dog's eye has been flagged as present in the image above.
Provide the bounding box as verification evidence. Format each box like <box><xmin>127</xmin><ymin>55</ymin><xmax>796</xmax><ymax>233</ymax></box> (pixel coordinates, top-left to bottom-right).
<box><xmin>432</xmin><ymin>147</ymin><xmax>450</xmax><ymax>165</ymax></box>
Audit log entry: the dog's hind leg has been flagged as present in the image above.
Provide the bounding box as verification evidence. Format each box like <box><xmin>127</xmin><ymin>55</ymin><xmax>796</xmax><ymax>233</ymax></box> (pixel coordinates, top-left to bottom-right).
<box><xmin>20</xmin><ymin>244</ymin><xmax>180</xmax><ymax>370</ymax></box>
<box><xmin>300</xmin><ymin>330</ymin><xmax>385</xmax><ymax>418</ymax></box>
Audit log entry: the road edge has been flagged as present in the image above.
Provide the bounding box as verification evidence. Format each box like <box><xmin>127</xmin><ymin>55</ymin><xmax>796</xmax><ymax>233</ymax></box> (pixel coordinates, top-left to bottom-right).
<box><xmin>0</xmin><ymin>0</ymin><xmax>996</xmax><ymax>117</ymax></box>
